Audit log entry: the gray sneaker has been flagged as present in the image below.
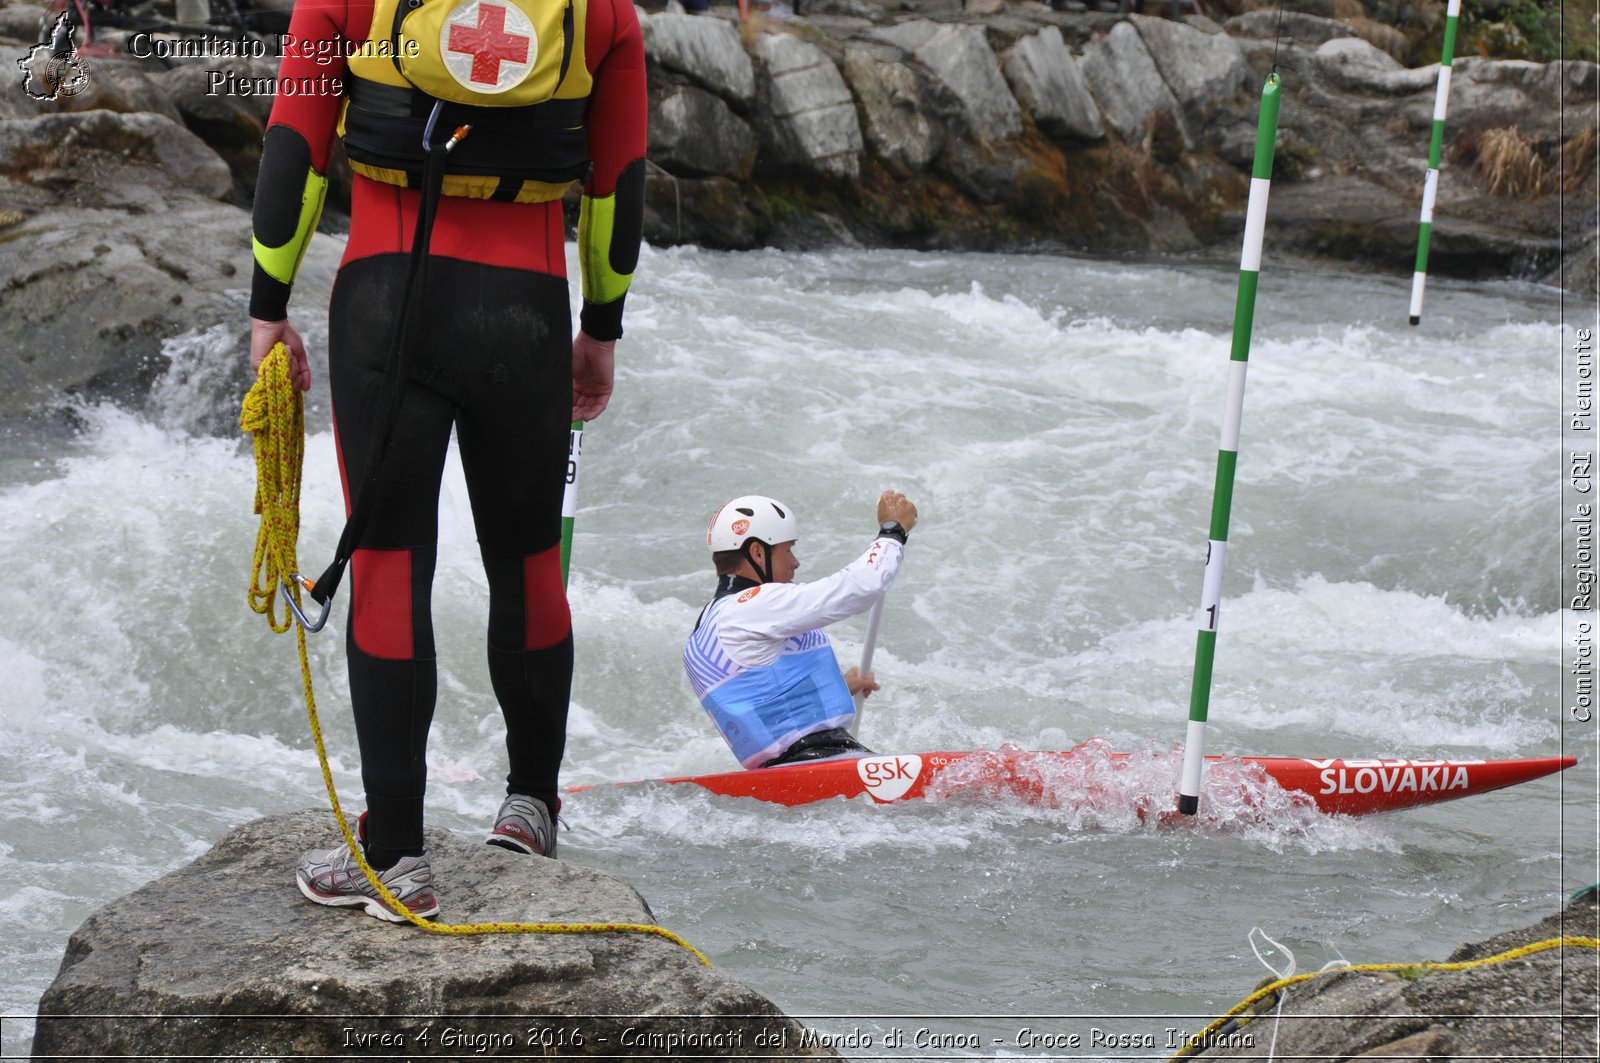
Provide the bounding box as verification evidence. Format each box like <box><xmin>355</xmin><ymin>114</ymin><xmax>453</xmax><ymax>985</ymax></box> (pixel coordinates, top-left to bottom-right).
<box><xmin>486</xmin><ymin>794</ymin><xmax>557</xmax><ymax>857</ymax></box>
<box><xmin>295</xmin><ymin>846</ymin><xmax>440</xmax><ymax>923</ymax></box>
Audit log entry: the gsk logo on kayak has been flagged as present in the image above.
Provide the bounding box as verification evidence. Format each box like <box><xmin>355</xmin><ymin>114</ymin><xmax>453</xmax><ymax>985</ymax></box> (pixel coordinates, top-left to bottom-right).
<box><xmin>737</xmin><ymin>586</ymin><xmax>760</xmax><ymax>603</ymax></box>
<box><xmin>857</xmin><ymin>755</ymin><xmax>922</xmax><ymax>802</ymax></box>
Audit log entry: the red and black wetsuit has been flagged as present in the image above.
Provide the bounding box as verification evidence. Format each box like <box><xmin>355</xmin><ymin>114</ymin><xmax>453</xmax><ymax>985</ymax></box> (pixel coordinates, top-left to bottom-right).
<box><xmin>250</xmin><ymin>0</ymin><xmax>646</xmax><ymax>867</ymax></box>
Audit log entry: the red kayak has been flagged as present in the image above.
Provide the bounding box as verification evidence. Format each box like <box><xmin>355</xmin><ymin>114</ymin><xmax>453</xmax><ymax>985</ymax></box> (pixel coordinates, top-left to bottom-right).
<box><xmin>569</xmin><ymin>744</ymin><xmax>1577</xmax><ymax>817</ymax></box>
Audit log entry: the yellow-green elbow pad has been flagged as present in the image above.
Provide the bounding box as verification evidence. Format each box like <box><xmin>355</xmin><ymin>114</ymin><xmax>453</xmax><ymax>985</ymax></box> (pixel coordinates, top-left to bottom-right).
<box><xmin>579</xmin><ymin>192</ymin><xmax>634</xmax><ymax>307</ymax></box>
<box><xmin>252</xmin><ymin>170</ymin><xmax>327</xmax><ymax>286</ymax></box>
<box><xmin>251</xmin><ymin>125</ymin><xmax>329</xmax><ymax>288</ymax></box>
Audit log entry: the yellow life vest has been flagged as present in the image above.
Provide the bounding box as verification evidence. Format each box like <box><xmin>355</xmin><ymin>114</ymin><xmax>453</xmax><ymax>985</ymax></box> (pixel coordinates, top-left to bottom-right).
<box><xmin>339</xmin><ymin>0</ymin><xmax>593</xmax><ymax>203</ymax></box>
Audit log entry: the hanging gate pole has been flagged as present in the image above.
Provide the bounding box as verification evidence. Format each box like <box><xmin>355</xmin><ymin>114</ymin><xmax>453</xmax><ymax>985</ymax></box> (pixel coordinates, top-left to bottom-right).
<box><xmin>1178</xmin><ymin>72</ymin><xmax>1282</xmax><ymax>816</ymax></box>
<box><xmin>1409</xmin><ymin>0</ymin><xmax>1461</xmax><ymax>327</ymax></box>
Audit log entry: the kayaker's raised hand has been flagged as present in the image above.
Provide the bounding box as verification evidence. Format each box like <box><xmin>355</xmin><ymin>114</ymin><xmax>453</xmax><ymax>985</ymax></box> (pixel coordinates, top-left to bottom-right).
<box><xmin>877</xmin><ymin>490</ymin><xmax>918</xmax><ymax>534</ymax></box>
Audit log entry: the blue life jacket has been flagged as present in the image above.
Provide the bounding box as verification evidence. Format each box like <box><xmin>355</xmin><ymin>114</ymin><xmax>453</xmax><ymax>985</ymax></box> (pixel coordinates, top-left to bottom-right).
<box><xmin>685</xmin><ymin>599</ymin><xmax>856</xmax><ymax>768</ymax></box>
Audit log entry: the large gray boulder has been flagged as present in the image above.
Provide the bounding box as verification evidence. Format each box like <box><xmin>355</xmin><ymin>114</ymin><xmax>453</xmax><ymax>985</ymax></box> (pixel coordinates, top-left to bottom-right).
<box><xmin>1132</xmin><ymin>14</ymin><xmax>1252</xmax><ymax>111</ymax></box>
<box><xmin>0</xmin><ymin>197</ymin><xmax>341</xmax><ymax>431</ymax></box>
<box><xmin>1079</xmin><ymin>21</ymin><xmax>1194</xmax><ymax>149</ymax></box>
<box><xmin>0</xmin><ymin>109</ymin><xmax>247</xmax><ymax>421</ymax></box>
<box><xmin>841</xmin><ymin>43</ymin><xmax>948</xmax><ymax>174</ymax></box>
<box><xmin>877</xmin><ymin>21</ymin><xmax>1022</xmax><ymax>141</ymax></box>
<box><xmin>644</xmin><ymin>172</ymin><xmax>761</xmax><ymax>250</ymax></box>
<box><xmin>1450</xmin><ymin>56</ymin><xmax>1600</xmax><ymax>129</ymax></box>
<box><xmin>753</xmin><ymin>32</ymin><xmax>863</xmax><ymax>179</ymax></box>
<box><xmin>1002</xmin><ymin>26</ymin><xmax>1104</xmax><ymax>142</ymax></box>
<box><xmin>639</xmin><ymin>10</ymin><xmax>756</xmax><ymax>103</ymax></box>
<box><xmin>1190</xmin><ymin>891</ymin><xmax>1599</xmax><ymax>1060</ymax></box>
<box><xmin>33</xmin><ymin>810</ymin><xmax>837</xmax><ymax>1059</ymax></box>
<box><xmin>1311</xmin><ymin>37</ymin><xmax>1438</xmax><ymax>96</ymax></box>
<box><xmin>650</xmin><ymin>83</ymin><xmax>758</xmax><ymax>178</ymax></box>
<box><xmin>0</xmin><ymin>202</ymin><xmax>242</xmax><ymax>422</ymax></box>
<box><xmin>1224</xmin><ymin>10</ymin><xmax>1359</xmax><ymax>49</ymax></box>
<box><xmin>37</xmin><ymin>57</ymin><xmax>184</xmax><ymax>125</ymax></box>
<box><xmin>0</xmin><ymin>109</ymin><xmax>231</xmax><ymax>208</ymax></box>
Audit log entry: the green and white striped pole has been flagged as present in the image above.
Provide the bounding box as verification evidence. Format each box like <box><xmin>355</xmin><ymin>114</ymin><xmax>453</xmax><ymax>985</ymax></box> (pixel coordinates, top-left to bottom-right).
<box><xmin>559</xmin><ymin>421</ymin><xmax>584</xmax><ymax>585</ymax></box>
<box><xmin>1178</xmin><ymin>72</ymin><xmax>1281</xmax><ymax>816</ymax></box>
<box><xmin>1409</xmin><ymin>0</ymin><xmax>1461</xmax><ymax>327</ymax></box>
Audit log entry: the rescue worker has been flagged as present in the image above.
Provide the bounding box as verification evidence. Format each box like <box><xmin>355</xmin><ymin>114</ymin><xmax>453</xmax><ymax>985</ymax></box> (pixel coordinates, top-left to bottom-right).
<box><xmin>683</xmin><ymin>491</ymin><xmax>919</xmax><ymax>769</ymax></box>
<box><xmin>247</xmin><ymin>0</ymin><xmax>646</xmax><ymax>922</ymax></box>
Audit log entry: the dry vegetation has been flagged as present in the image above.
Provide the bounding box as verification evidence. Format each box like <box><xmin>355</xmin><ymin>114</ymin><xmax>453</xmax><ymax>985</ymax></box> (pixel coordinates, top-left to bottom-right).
<box><xmin>1455</xmin><ymin>125</ymin><xmax>1598</xmax><ymax>199</ymax></box>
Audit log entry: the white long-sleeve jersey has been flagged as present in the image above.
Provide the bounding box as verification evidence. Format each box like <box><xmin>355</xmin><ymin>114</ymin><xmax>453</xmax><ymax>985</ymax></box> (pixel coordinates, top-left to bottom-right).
<box><xmin>683</xmin><ymin>537</ymin><xmax>905</xmax><ymax>767</ymax></box>
<box><xmin>701</xmin><ymin>537</ymin><xmax>904</xmax><ymax>672</ymax></box>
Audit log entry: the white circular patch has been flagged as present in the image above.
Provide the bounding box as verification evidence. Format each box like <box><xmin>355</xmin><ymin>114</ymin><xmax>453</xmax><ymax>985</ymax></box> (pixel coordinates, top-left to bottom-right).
<box><xmin>440</xmin><ymin>0</ymin><xmax>537</xmax><ymax>95</ymax></box>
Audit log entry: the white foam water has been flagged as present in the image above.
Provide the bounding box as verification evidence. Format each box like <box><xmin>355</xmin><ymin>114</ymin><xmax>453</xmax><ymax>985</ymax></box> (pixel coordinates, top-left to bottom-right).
<box><xmin>0</xmin><ymin>244</ymin><xmax>1591</xmax><ymax>1058</ymax></box>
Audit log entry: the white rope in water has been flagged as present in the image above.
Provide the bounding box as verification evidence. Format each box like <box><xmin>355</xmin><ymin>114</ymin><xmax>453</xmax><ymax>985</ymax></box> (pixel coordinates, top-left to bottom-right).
<box><xmin>1248</xmin><ymin>927</ymin><xmax>1296</xmax><ymax>1062</ymax></box>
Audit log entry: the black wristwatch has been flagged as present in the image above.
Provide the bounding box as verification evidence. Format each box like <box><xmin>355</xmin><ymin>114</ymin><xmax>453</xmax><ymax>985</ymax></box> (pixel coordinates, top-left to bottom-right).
<box><xmin>877</xmin><ymin>520</ymin><xmax>908</xmax><ymax>545</ymax></box>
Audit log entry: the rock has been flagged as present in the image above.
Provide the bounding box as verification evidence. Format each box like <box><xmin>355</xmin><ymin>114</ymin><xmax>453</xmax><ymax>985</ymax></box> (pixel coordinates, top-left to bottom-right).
<box><xmin>876</xmin><ymin>21</ymin><xmax>1022</xmax><ymax>141</ymax></box>
<box><xmin>645</xmin><ymin>172</ymin><xmax>762</xmax><ymax>250</ymax></box>
<box><xmin>162</xmin><ymin>59</ymin><xmax>279</xmax><ymax>202</ymax></box>
<box><xmin>842</xmin><ymin>43</ymin><xmax>948</xmax><ymax>174</ymax></box>
<box><xmin>0</xmin><ymin>195</ymin><xmax>339</xmax><ymax>430</ymax></box>
<box><xmin>639</xmin><ymin>10</ymin><xmax>757</xmax><ymax>103</ymax></box>
<box><xmin>753</xmin><ymin>31</ymin><xmax>863</xmax><ymax>179</ymax></box>
<box><xmin>873</xmin><ymin>18</ymin><xmax>939</xmax><ymax>55</ymax></box>
<box><xmin>1002</xmin><ymin>26</ymin><xmax>1104</xmax><ymax>142</ymax></box>
<box><xmin>1079</xmin><ymin>20</ymin><xmax>1194</xmax><ymax>150</ymax></box>
<box><xmin>1448</xmin><ymin>57</ymin><xmax>1599</xmax><ymax>131</ymax></box>
<box><xmin>0</xmin><ymin>3</ymin><xmax>44</xmax><ymax>41</ymax></box>
<box><xmin>1132</xmin><ymin>14</ymin><xmax>1252</xmax><ymax>111</ymax></box>
<box><xmin>933</xmin><ymin>136</ymin><xmax>1028</xmax><ymax>207</ymax></box>
<box><xmin>1311</xmin><ymin>37</ymin><xmax>1437</xmax><ymax>97</ymax></box>
<box><xmin>650</xmin><ymin>83</ymin><xmax>758</xmax><ymax>178</ymax></box>
<box><xmin>1257</xmin><ymin>172</ymin><xmax>1565</xmax><ymax>284</ymax></box>
<box><xmin>1189</xmin><ymin>894</ymin><xmax>1599</xmax><ymax>1061</ymax></box>
<box><xmin>0</xmin><ymin>0</ymin><xmax>1586</xmax><ymax>303</ymax></box>
<box><xmin>1225</xmin><ymin>10</ymin><xmax>1359</xmax><ymax>49</ymax></box>
<box><xmin>33</xmin><ymin>810</ymin><xmax>837</xmax><ymax>1059</ymax></box>
<box><xmin>798</xmin><ymin>0</ymin><xmax>886</xmax><ymax>20</ymax></box>
<box><xmin>0</xmin><ymin>110</ymin><xmax>233</xmax><ymax>210</ymax></box>
<box><xmin>49</xmin><ymin>58</ymin><xmax>185</xmax><ymax>125</ymax></box>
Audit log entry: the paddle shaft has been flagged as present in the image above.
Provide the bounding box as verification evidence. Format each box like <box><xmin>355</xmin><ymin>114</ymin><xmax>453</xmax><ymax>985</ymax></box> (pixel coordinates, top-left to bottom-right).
<box><xmin>850</xmin><ymin>595</ymin><xmax>885</xmax><ymax>735</ymax></box>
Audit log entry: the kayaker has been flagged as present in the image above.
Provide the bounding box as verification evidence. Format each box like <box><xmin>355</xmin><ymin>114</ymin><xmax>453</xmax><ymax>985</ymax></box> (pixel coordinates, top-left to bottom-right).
<box><xmin>683</xmin><ymin>491</ymin><xmax>918</xmax><ymax>769</ymax></box>
<box><xmin>248</xmin><ymin>0</ymin><xmax>647</xmax><ymax>922</ymax></box>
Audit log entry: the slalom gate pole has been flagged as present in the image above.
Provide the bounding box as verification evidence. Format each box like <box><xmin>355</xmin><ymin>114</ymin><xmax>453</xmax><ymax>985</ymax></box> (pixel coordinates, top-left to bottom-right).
<box><xmin>1409</xmin><ymin>0</ymin><xmax>1461</xmax><ymax>327</ymax></box>
<box><xmin>1178</xmin><ymin>72</ymin><xmax>1281</xmax><ymax>816</ymax></box>
<box><xmin>560</xmin><ymin>421</ymin><xmax>583</xmax><ymax>585</ymax></box>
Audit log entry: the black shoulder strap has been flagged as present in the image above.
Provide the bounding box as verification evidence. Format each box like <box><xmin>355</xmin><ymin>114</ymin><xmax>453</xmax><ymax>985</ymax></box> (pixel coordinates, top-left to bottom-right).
<box><xmin>692</xmin><ymin>575</ymin><xmax>761</xmax><ymax>632</ymax></box>
<box><xmin>557</xmin><ymin>0</ymin><xmax>575</xmax><ymax>90</ymax></box>
<box><xmin>390</xmin><ymin>0</ymin><xmax>420</xmax><ymax>80</ymax></box>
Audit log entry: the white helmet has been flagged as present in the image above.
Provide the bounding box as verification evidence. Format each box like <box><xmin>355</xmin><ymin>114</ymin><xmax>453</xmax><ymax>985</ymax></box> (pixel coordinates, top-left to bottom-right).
<box><xmin>707</xmin><ymin>495</ymin><xmax>798</xmax><ymax>552</ymax></box>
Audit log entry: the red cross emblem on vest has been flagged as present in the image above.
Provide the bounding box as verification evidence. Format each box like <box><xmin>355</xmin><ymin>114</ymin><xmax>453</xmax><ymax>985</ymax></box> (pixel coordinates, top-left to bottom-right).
<box><xmin>442</xmin><ymin>0</ymin><xmax>538</xmax><ymax>94</ymax></box>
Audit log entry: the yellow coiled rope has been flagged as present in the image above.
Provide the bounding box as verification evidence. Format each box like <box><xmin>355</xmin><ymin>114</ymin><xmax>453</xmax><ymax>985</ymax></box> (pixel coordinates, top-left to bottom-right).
<box><xmin>241</xmin><ymin>343</ymin><xmax>709</xmax><ymax>963</ymax></box>
<box><xmin>1165</xmin><ymin>934</ymin><xmax>1600</xmax><ymax>1060</ymax></box>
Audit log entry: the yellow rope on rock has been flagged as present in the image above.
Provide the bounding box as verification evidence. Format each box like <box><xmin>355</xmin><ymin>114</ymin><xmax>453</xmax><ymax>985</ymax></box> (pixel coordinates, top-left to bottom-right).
<box><xmin>241</xmin><ymin>344</ymin><xmax>710</xmax><ymax>964</ymax></box>
<box><xmin>1165</xmin><ymin>935</ymin><xmax>1600</xmax><ymax>1060</ymax></box>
